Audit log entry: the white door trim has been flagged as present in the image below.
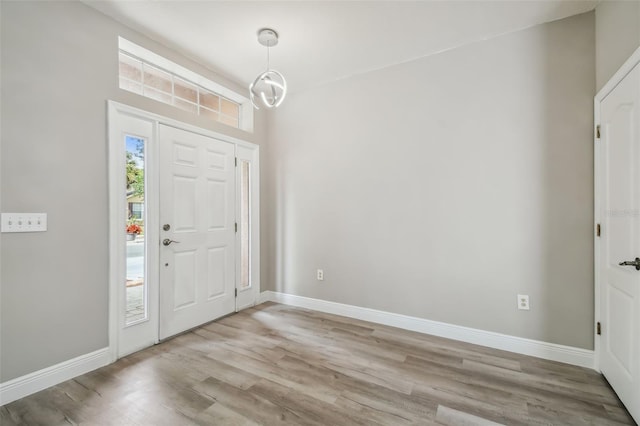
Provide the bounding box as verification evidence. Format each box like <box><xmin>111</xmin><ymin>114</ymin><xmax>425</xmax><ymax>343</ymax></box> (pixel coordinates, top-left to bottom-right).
<box><xmin>107</xmin><ymin>101</ymin><xmax>260</xmax><ymax>360</ymax></box>
<box><xmin>594</xmin><ymin>45</ymin><xmax>640</xmax><ymax>371</ymax></box>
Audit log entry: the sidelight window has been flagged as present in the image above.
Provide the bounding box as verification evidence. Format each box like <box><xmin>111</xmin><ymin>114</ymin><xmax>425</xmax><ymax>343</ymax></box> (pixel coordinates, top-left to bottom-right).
<box><xmin>125</xmin><ymin>135</ymin><xmax>147</xmax><ymax>325</ymax></box>
<box><xmin>239</xmin><ymin>160</ymin><xmax>251</xmax><ymax>289</ymax></box>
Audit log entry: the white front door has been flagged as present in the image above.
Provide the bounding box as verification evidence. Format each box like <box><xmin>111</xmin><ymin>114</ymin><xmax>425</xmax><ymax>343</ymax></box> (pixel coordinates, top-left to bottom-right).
<box><xmin>598</xmin><ymin>62</ymin><xmax>640</xmax><ymax>422</ymax></box>
<box><xmin>158</xmin><ymin>125</ymin><xmax>236</xmax><ymax>340</ymax></box>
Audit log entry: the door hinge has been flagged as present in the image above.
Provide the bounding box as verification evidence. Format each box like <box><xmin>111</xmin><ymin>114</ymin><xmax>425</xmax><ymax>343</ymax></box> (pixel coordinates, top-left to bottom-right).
<box><xmin>235</xmin><ymin>288</ymin><xmax>238</xmax><ymax>297</ymax></box>
<box><xmin>235</xmin><ymin>222</ymin><xmax>238</xmax><ymax>233</ymax></box>
<box><xmin>596</xmin><ymin>223</ymin><xmax>601</xmax><ymax>237</ymax></box>
<box><xmin>597</xmin><ymin>322</ymin><xmax>601</xmax><ymax>335</ymax></box>
<box><xmin>235</xmin><ymin>157</ymin><xmax>238</xmax><ymax>167</ymax></box>
<box><xmin>596</xmin><ymin>125</ymin><xmax>601</xmax><ymax>139</ymax></box>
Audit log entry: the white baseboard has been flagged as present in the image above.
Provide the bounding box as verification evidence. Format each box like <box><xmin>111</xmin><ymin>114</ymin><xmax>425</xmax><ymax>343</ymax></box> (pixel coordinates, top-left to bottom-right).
<box><xmin>0</xmin><ymin>347</ymin><xmax>110</xmax><ymax>406</ymax></box>
<box><xmin>258</xmin><ymin>291</ymin><xmax>595</xmax><ymax>369</ymax></box>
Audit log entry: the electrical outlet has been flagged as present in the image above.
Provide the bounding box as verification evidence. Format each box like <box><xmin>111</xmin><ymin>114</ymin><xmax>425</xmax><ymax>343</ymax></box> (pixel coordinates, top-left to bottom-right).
<box><xmin>1</xmin><ymin>213</ymin><xmax>47</xmax><ymax>233</ymax></box>
<box><xmin>517</xmin><ymin>294</ymin><xmax>530</xmax><ymax>310</ymax></box>
<box><xmin>317</xmin><ymin>269</ymin><xmax>324</xmax><ymax>281</ymax></box>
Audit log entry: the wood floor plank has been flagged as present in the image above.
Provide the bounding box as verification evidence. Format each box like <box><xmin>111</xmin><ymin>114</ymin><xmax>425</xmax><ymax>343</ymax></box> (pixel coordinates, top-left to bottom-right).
<box><xmin>603</xmin><ymin>403</ymin><xmax>638</xmax><ymax>425</ymax></box>
<box><xmin>525</xmin><ymin>402</ymin><xmax>631</xmax><ymax>426</ymax></box>
<box><xmin>249</xmin><ymin>378</ymin><xmax>383</xmax><ymax>426</ymax></box>
<box><xmin>204</xmin><ymin>345</ymin><xmax>340</xmax><ymax>404</ymax></box>
<box><xmin>412</xmin><ymin>381</ymin><xmax>526</xmax><ymax>425</ymax></box>
<box><xmin>461</xmin><ymin>359</ymin><xmax>622</xmax><ymax>407</ymax></box>
<box><xmin>436</xmin><ymin>404</ymin><xmax>505</xmax><ymax>426</ymax></box>
<box><xmin>193</xmin><ymin>401</ymin><xmax>260</xmax><ymax>426</ymax></box>
<box><xmin>2</xmin><ymin>302</ymin><xmax>634</xmax><ymax>425</ymax></box>
<box><xmin>337</xmin><ymin>383</ymin><xmax>439</xmax><ymax>423</ymax></box>
<box><xmin>372</xmin><ymin>328</ymin><xmax>523</xmax><ymax>372</ymax></box>
<box><xmin>193</xmin><ymin>376</ymin><xmax>307</xmax><ymax>425</ymax></box>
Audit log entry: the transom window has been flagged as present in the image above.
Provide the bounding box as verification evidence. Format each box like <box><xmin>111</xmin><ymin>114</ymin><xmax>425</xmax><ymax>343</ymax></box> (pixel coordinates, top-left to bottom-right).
<box><xmin>118</xmin><ymin>38</ymin><xmax>252</xmax><ymax>131</ymax></box>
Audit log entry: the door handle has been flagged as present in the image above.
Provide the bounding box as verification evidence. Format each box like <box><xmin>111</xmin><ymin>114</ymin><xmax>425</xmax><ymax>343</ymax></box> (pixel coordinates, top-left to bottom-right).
<box><xmin>619</xmin><ymin>257</ymin><xmax>640</xmax><ymax>271</ymax></box>
<box><xmin>163</xmin><ymin>239</ymin><xmax>180</xmax><ymax>246</ymax></box>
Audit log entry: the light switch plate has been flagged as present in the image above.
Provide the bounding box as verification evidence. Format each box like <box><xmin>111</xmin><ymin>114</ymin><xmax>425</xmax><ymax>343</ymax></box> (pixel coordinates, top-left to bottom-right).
<box><xmin>1</xmin><ymin>213</ymin><xmax>47</xmax><ymax>233</ymax></box>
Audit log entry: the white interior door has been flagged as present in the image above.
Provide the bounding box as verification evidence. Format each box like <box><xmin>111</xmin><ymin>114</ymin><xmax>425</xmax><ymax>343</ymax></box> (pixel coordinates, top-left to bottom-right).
<box><xmin>159</xmin><ymin>125</ymin><xmax>236</xmax><ymax>340</ymax></box>
<box><xmin>598</xmin><ymin>62</ymin><xmax>640</xmax><ymax>422</ymax></box>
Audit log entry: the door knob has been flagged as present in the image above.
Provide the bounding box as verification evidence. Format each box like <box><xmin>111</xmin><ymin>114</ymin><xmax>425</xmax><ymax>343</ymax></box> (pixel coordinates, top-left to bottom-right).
<box><xmin>619</xmin><ymin>257</ymin><xmax>640</xmax><ymax>271</ymax></box>
<box><xmin>163</xmin><ymin>239</ymin><xmax>180</xmax><ymax>246</ymax></box>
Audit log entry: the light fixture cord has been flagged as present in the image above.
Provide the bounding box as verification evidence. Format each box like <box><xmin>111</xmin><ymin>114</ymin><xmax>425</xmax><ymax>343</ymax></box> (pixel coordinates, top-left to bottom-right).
<box><xmin>266</xmin><ymin>43</ymin><xmax>271</xmax><ymax>72</ymax></box>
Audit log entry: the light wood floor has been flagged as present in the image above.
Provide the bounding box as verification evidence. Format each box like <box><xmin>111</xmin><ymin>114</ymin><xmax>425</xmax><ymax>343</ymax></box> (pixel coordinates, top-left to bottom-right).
<box><xmin>1</xmin><ymin>302</ymin><xmax>635</xmax><ymax>425</ymax></box>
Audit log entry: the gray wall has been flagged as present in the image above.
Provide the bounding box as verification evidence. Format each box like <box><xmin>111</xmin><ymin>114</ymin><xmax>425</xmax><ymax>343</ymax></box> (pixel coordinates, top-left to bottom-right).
<box><xmin>265</xmin><ymin>12</ymin><xmax>595</xmax><ymax>349</ymax></box>
<box><xmin>0</xmin><ymin>1</ymin><xmax>267</xmax><ymax>382</ymax></box>
<box><xmin>595</xmin><ymin>0</ymin><xmax>640</xmax><ymax>90</ymax></box>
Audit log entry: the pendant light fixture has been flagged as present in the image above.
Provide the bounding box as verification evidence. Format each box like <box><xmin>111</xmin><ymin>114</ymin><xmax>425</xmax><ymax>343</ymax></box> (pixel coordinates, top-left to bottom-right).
<box><xmin>249</xmin><ymin>28</ymin><xmax>287</xmax><ymax>109</ymax></box>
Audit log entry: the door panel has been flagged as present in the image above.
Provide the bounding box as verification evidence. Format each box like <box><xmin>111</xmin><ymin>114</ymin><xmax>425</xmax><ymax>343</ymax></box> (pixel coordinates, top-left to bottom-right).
<box><xmin>599</xmin><ymin>62</ymin><xmax>640</xmax><ymax>422</ymax></box>
<box><xmin>173</xmin><ymin>250</ymin><xmax>197</xmax><ymax>309</ymax></box>
<box><xmin>206</xmin><ymin>180</ymin><xmax>227</xmax><ymax>228</ymax></box>
<box><xmin>173</xmin><ymin>176</ymin><xmax>197</xmax><ymax>231</ymax></box>
<box><xmin>207</xmin><ymin>247</ymin><xmax>226</xmax><ymax>298</ymax></box>
<box><xmin>608</xmin><ymin>284</ymin><xmax>633</xmax><ymax>374</ymax></box>
<box><xmin>159</xmin><ymin>125</ymin><xmax>235</xmax><ymax>340</ymax></box>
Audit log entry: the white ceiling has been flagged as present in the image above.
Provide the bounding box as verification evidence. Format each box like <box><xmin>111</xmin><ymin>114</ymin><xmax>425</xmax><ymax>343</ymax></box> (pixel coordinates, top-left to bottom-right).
<box><xmin>84</xmin><ymin>0</ymin><xmax>598</xmax><ymax>93</ymax></box>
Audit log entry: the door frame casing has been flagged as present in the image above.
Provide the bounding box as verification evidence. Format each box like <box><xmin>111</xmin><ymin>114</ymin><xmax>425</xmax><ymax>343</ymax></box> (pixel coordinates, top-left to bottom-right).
<box><xmin>593</xmin><ymin>45</ymin><xmax>640</xmax><ymax>371</ymax></box>
<box><xmin>107</xmin><ymin>101</ymin><xmax>260</xmax><ymax>362</ymax></box>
